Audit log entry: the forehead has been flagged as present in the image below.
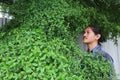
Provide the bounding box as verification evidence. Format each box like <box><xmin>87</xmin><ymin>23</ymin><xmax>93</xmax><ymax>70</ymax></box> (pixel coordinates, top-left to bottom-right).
<box><xmin>84</xmin><ymin>27</ymin><xmax>93</xmax><ymax>32</ymax></box>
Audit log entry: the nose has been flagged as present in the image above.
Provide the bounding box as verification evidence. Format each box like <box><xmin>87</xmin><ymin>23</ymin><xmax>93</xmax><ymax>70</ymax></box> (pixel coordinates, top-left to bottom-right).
<box><xmin>83</xmin><ymin>32</ymin><xmax>86</xmax><ymax>37</ymax></box>
<box><xmin>83</xmin><ymin>32</ymin><xmax>86</xmax><ymax>40</ymax></box>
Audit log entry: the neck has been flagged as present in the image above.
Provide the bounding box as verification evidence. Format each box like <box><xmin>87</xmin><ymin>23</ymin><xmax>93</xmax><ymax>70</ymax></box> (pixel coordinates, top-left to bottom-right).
<box><xmin>87</xmin><ymin>42</ymin><xmax>98</xmax><ymax>52</ymax></box>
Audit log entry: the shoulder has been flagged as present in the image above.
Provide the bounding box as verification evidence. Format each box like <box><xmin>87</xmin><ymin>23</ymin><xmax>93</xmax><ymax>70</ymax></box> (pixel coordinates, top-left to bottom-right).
<box><xmin>91</xmin><ymin>45</ymin><xmax>114</xmax><ymax>63</ymax></box>
<box><xmin>99</xmin><ymin>50</ymin><xmax>114</xmax><ymax>64</ymax></box>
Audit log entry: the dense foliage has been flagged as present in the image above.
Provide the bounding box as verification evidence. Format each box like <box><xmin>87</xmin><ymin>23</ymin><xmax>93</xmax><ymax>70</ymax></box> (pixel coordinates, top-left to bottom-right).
<box><xmin>0</xmin><ymin>0</ymin><xmax>116</xmax><ymax>79</ymax></box>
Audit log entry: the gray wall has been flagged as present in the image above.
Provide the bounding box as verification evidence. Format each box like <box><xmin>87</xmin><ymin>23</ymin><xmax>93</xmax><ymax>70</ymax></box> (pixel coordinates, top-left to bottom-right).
<box><xmin>102</xmin><ymin>39</ymin><xmax>120</xmax><ymax>79</ymax></box>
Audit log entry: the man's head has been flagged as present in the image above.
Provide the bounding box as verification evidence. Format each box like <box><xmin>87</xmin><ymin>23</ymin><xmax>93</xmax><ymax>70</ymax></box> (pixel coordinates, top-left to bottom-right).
<box><xmin>83</xmin><ymin>25</ymin><xmax>105</xmax><ymax>45</ymax></box>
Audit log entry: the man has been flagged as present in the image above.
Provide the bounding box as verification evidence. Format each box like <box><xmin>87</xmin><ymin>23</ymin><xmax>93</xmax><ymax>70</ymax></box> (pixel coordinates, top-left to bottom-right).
<box><xmin>83</xmin><ymin>25</ymin><xmax>113</xmax><ymax>63</ymax></box>
<box><xmin>83</xmin><ymin>25</ymin><xmax>114</xmax><ymax>80</ymax></box>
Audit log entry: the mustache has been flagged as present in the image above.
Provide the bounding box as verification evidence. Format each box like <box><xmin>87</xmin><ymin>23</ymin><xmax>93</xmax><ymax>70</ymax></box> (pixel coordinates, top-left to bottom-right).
<box><xmin>83</xmin><ymin>36</ymin><xmax>87</xmax><ymax>39</ymax></box>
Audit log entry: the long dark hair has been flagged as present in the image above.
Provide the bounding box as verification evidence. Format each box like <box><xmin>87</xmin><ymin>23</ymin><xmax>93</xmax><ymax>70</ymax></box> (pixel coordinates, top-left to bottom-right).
<box><xmin>88</xmin><ymin>25</ymin><xmax>106</xmax><ymax>45</ymax></box>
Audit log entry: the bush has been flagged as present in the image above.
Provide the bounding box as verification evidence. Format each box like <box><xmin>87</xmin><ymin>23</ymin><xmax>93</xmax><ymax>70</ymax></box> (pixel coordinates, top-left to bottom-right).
<box><xmin>0</xmin><ymin>0</ymin><xmax>114</xmax><ymax>79</ymax></box>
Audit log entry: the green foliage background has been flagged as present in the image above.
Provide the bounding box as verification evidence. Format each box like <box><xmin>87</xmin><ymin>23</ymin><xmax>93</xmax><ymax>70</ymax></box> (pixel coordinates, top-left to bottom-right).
<box><xmin>0</xmin><ymin>0</ymin><xmax>117</xmax><ymax>79</ymax></box>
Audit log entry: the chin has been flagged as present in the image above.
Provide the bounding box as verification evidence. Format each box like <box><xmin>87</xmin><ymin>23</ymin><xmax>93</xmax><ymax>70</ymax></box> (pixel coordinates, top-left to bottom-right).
<box><xmin>83</xmin><ymin>41</ymin><xmax>89</xmax><ymax>44</ymax></box>
<box><xmin>83</xmin><ymin>41</ymin><xmax>87</xmax><ymax>44</ymax></box>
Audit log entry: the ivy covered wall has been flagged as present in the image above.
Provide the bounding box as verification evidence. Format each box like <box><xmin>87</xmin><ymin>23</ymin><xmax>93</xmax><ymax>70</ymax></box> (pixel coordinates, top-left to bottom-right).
<box><xmin>0</xmin><ymin>0</ymin><xmax>119</xmax><ymax>79</ymax></box>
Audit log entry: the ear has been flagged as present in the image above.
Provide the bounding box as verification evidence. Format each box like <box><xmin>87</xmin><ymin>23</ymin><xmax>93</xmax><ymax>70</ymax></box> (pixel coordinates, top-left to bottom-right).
<box><xmin>96</xmin><ymin>34</ymin><xmax>101</xmax><ymax>40</ymax></box>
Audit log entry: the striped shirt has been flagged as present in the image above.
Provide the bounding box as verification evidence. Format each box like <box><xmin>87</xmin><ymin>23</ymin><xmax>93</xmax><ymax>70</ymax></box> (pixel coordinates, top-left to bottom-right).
<box><xmin>88</xmin><ymin>45</ymin><xmax>114</xmax><ymax>64</ymax></box>
<box><xmin>88</xmin><ymin>45</ymin><xmax>114</xmax><ymax>80</ymax></box>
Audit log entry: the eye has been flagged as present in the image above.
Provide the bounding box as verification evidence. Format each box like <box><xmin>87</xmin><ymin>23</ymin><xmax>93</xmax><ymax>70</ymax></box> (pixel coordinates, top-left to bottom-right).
<box><xmin>87</xmin><ymin>31</ymin><xmax>89</xmax><ymax>34</ymax></box>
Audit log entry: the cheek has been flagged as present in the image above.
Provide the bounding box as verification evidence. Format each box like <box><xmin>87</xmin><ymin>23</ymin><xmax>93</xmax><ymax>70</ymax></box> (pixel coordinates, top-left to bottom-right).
<box><xmin>88</xmin><ymin>35</ymin><xmax>96</xmax><ymax>40</ymax></box>
<box><xmin>88</xmin><ymin>33</ymin><xmax>96</xmax><ymax>39</ymax></box>
<box><xmin>84</xmin><ymin>35</ymin><xmax>96</xmax><ymax>42</ymax></box>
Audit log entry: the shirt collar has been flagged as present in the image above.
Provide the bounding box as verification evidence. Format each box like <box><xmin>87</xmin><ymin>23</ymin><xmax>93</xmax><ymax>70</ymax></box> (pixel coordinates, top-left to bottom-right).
<box><xmin>90</xmin><ymin>45</ymin><xmax>101</xmax><ymax>53</ymax></box>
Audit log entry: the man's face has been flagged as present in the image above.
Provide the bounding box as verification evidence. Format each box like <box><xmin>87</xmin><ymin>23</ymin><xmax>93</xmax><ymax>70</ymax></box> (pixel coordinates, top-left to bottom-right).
<box><xmin>83</xmin><ymin>27</ymin><xmax>99</xmax><ymax>44</ymax></box>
